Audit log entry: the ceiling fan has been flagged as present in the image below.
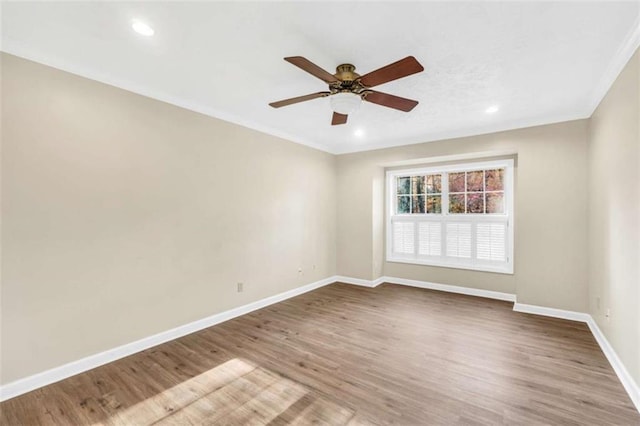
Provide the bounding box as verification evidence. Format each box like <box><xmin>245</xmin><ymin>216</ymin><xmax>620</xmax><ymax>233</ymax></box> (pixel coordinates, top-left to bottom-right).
<box><xmin>269</xmin><ymin>56</ymin><xmax>424</xmax><ymax>125</ymax></box>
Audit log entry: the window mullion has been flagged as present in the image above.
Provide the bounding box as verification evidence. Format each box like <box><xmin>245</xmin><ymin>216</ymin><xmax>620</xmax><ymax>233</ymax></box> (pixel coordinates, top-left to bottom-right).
<box><xmin>442</xmin><ymin>173</ymin><xmax>449</xmax><ymax>216</ymax></box>
<box><xmin>441</xmin><ymin>173</ymin><xmax>449</xmax><ymax>259</ymax></box>
<box><xmin>483</xmin><ymin>170</ymin><xmax>487</xmax><ymax>214</ymax></box>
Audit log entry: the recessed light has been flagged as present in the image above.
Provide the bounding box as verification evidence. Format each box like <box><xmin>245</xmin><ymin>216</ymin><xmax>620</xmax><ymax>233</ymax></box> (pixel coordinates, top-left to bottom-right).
<box><xmin>132</xmin><ymin>20</ymin><xmax>154</xmax><ymax>37</ymax></box>
<box><xmin>485</xmin><ymin>105</ymin><xmax>499</xmax><ymax>114</ymax></box>
<box><xmin>354</xmin><ymin>128</ymin><xmax>365</xmax><ymax>138</ymax></box>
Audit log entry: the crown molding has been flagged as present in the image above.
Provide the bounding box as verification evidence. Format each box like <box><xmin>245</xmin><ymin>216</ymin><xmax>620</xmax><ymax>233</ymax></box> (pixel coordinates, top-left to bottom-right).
<box><xmin>586</xmin><ymin>13</ymin><xmax>640</xmax><ymax>116</ymax></box>
<box><xmin>0</xmin><ymin>42</ymin><xmax>595</xmax><ymax>157</ymax></box>
<box><xmin>3</xmin><ymin>10</ymin><xmax>639</xmax><ymax>156</ymax></box>
<box><xmin>0</xmin><ymin>41</ymin><xmax>334</xmax><ymax>155</ymax></box>
<box><xmin>331</xmin><ymin>112</ymin><xmax>589</xmax><ymax>155</ymax></box>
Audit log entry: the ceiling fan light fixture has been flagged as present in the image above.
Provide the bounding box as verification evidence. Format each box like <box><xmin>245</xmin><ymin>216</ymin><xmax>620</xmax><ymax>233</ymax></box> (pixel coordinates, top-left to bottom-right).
<box><xmin>270</xmin><ymin>56</ymin><xmax>423</xmax><ymax>125</ymax></box>
<box><xmin>330</xmin><ymin>92</ymin><xmax>362</xmax><ymax>115</ymax></box>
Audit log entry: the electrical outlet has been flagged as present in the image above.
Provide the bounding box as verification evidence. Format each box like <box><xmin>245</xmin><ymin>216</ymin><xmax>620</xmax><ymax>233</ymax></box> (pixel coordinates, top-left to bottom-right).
<box><xmin>237</xmin><ymin>282</ymin><xmax>243</xmax><ymax>293</ymax></box>
<box><xmin>606</xmin><ymin>308</ymin><xmax>611</xmax><ymax>321</ymax></box>
<box><xmin>312</xmin><ymin>264</ymin><xmax>316</xmax><ymax>270</ymax></box>
<box><xmin>596</xmin><ymin>296</ymin><xmax>601</xmax><ymax>311</ymax></box>
<box><xmin>298</xmin><ymin>268</ymin><xmax>303</xmax><ymax>274</ymax></box>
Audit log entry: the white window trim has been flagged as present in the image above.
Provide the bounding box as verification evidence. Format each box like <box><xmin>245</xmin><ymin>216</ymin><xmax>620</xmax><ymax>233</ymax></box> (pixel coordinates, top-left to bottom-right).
<box><xmin>386</xmin><ymin>158</ymin><xmax>514</xmax><ymax>274</ymax></box>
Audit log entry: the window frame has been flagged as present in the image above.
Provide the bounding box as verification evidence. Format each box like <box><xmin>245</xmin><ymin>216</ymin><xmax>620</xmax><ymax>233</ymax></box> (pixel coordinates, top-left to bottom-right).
<box><xmin>386</xmin><ymin>159</ymin><xmax>514</xmax><ymax>274</ymax></box>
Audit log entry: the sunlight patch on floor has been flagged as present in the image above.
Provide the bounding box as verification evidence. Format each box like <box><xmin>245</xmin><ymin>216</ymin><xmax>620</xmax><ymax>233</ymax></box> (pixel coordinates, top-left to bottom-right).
<box><xmin>102</xmin><ymin>358</ymin><xmax>255</xmax><ymax>425</ymax></box>
<box><xmin>100</xmin><ymin>358</ymin><xmax>356</xmax><ymax>425</ymax></box>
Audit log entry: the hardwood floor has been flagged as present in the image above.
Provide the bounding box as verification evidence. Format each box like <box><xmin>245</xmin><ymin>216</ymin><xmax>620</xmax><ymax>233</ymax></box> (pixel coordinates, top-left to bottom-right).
<box><xmin>2</xmin><ymin>283</ymin><xmax>638</xmax><ymax>425</ymax></box>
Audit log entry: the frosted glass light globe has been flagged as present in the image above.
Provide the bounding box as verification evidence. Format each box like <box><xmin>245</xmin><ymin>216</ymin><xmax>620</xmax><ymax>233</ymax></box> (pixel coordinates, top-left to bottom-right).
<box><xmin>330</xmin><ymin>92</ymin><xmax>362</xmax><ymax>115</ymax></box>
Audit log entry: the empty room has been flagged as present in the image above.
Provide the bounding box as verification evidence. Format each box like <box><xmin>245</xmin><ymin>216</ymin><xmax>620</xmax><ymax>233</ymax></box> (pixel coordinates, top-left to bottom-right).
<box><xmin>1</xmin><ymin>1</ymin><xmax>639</xmax><ymax>425</ymax></box>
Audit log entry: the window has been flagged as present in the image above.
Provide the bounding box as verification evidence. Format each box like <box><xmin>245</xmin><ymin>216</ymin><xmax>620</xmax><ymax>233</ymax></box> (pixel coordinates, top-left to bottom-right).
<box><xmin>386</xmin><ymin>159</ymin><xmax>514</xmax><ymax>273</ymax></box>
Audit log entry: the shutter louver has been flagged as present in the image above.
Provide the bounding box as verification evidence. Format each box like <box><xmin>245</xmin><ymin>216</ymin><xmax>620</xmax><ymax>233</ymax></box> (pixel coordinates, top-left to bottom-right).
<box><xmin>446</xmin><ymin>223</ymin><xmax>472</xmax><ymax>258</ymax></box>
<box><xmin>476</xmin><ymin>222</ymin><xmax>506</xmax><ymax>261</ymax></box>
<box><xmin>418</xmin><ymin>222</ymin><xmax>442</xmax><ymax>256</ymax></box>
<box><xmin>393</xmin><ymin>222</ymin><xmax>415</xmax><ymax>254</ymax></box>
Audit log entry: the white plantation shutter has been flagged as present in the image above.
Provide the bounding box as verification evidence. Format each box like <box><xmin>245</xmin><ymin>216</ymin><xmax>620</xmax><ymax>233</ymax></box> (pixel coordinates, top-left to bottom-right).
<box><xmin>393</xmin><ymin>222</ymin><xmax>415</xmax><ymax>254</ymax></box>
<box><xmin>476</xmin><ymin>222</ymin><xmax>507</xmax><ymax>262</ymax></box>
<box><xmin>389</xmin><ymin>219</ymin><xmax>508</xmax><ymax>266</ymax></box>
<box><xmin>446</xmin><ymin>223</ymin><xmax>472</xmax><ymax>258</ymax></box>
<box><xmin>387</xmin><ymin>159</ymin><xmax>513</xmax><ymax>273</ymax></box>
<box><xmin>418</xmin><ymin>222</ymin><xmax>442</xmax><ymax>256</ymax></box>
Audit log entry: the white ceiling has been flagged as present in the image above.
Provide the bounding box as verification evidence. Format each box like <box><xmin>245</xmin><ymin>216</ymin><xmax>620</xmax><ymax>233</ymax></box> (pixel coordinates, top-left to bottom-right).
<box><xmin>2</xmin><ymin>2</ymin><xmax>639</xmax><ymax>154</ymax></box>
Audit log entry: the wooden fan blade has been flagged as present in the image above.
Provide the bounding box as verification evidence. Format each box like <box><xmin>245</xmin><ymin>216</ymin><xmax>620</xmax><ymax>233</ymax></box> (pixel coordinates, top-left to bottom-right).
<box><xmin>269</xmin><ymin>92</ymin><xmax>330</xmax><ymax>108</ymax></box>
<box><xmin>358</xmin><ymin>56</ymin><xmax>424</xmax><ymax>88</ymax></box>
<box><xmin>363</xmin><ymin>91</ymin><xmax>419</xmax><ymax>112</ymax></box>
<box><xmin>332</xmin><ymin>112</ymin><xmax>348</xmax><ymax>125</ymax></box>
<box><xmin>284</xmin><ymin>57</ymin><xmax>339</xmax><ymax>83</ymax></box>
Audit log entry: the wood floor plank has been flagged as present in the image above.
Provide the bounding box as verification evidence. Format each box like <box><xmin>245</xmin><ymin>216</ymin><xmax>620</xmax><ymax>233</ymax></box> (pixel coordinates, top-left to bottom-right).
<box><xmin>153</xmin><ymin>365</ymin><xmax>279</xmax><ymax>425</ymax></box>
<box><xmin>1</xmin><ymin>283</ymin><xmax>638</xmax><ymax>425</ymax></box>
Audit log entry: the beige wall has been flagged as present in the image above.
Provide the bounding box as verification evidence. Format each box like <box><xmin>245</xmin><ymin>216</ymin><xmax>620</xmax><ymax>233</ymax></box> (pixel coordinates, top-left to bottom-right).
<box><xmin>2</xmin><ymin>48</ymin><xmax>638</xmax><ymax>392</ymax></box>
<box><xmin>0</xmin><ymin>54</ymin><xmax>337</xmax><ymax>384</ymax></box>
<box><xmin>337</xmin><ymin>120</ymin><xmax>590</xmax><ymax>311</ymax></box>
<box><xmin>588</xmin><ymin>49</ymin><xmax>640</xmax><ymax>386</ymax></box>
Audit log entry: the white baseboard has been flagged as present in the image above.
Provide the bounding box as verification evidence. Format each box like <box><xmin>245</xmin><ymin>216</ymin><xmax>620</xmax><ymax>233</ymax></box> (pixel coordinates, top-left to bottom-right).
<box><xmin>512</xmin><ymin>302</ymin><xmax>591</xmax><ymax>322</ymax></box>
<box><xmin>3</xmin><ymin>276</ymin><xmax>638</xmax><ymax>414</ymax></box>
<box><xmin>0</xmin><ymin>276</ymin><xmax>337</xmax><ymax>402</ymax></box>
<box><xmin>586</xmin><ymin>317</ymin><xmax>640</xmax><ymax>412</ymax></box>
<box><xmin>383</xmin><ymin>276</ymin><xmax>516</xmax><ymax>302</ymax></box>
<box><xmin>334</xmin><ymin>275</ymin><xmax>378</xmax><ymax>288</ymax></box>
<box><xmin>334</xmin><ymin>275</ymin><xmax>387</xmax><ymax>288</ymax></box>
<box><xmin>512</xmin><ymin>302</ymin><xmax>639</xmax><ymax>413</ymax></box>
<box><xmin>338</xmin><ymin>276</ymin><xmax>638</xmax><ymax>413</ymax></box>
<box><xmin>337</xmin><ymin>275</ymin><xmax>516</xmax><ymax>302</ymax></box>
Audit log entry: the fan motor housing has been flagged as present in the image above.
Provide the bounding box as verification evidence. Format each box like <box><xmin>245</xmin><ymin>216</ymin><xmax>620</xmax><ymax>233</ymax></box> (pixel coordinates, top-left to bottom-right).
<box><xmin>332</xmin><ymin>64</ymin><xmax>366</xmax><ymax>95</ymax></box>
<box><xmin>335</xmin><ymin>64</ymin><xmax>359</xmax><ymax>82</ymax></box>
